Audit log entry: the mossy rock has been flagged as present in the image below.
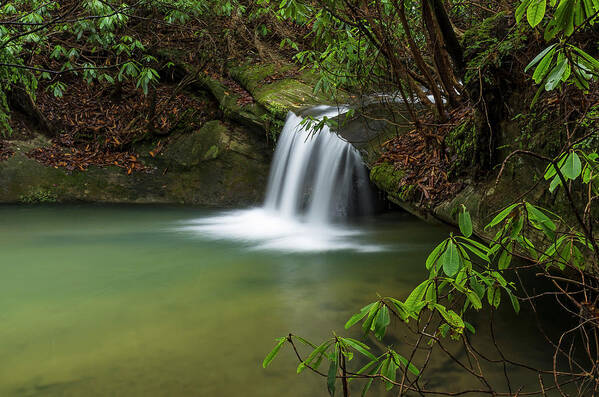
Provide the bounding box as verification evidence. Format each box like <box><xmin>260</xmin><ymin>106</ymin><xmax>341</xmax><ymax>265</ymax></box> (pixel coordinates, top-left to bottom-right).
<box><xmin>152</xmin><ymin>49</ymin><xmax>272</xmax><ymax>134</ymax></box>
<box><xmin>370</xmin><ymin>163</ymin><xmax>403</xmax><ymax>195</ymax></box>
<box><xmin>370</xmin><ymin>163</ymin><xmax>417</xmax><ymax>203</ymax></box>
<box><xmin>445</xmin><ymin>115</ymin><xmax>477</xmax><ymax>176</ymax></box>
<box><xmin>0</xmin><ymin>124</ymin><xmax>271</xmax><ymax>206</ymax></box>
<box><xmin>154</xmin><ymin>52</ymin><xmax>339</xmax><ymax>136</ymax></box>
<box><xmin>197</xmin><ymin>74</ymin><xmax>270</xmax><ymax>132</ymax></box>
<box><xmin>228</xmin><ymin>62</ymin><xmax>337</xmax><ymax>120</ymax></box>
<box><xmin>228</xmin><ymin>63</ymin><xmax>294</xmax><ymax>93</ymax></box>
<box><xmin>162</xmin><ymin>120</ymin><xmax>229</xmax><ymax>168</ymax></box>
<box><xmin>370</xmin><ymin>162</ymin><xmax>442</xmax><ymax>223</ymax></box>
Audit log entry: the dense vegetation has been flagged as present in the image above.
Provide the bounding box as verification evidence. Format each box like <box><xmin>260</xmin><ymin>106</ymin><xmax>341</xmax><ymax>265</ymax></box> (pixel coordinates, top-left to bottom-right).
<box><xmin>1</xmin><ymin>0</ymin><xmax>599</xmax><ymax>396</ymax></box>
<box><xmin>260</xmin><ymin>1</ymin><xmax>599</xmax><ymax>396</ymax></box>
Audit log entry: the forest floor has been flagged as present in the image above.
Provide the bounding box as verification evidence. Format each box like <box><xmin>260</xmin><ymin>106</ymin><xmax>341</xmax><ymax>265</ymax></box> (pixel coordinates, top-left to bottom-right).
<box><xmin>377</xmin><ymin>106</ymin><xmax>473</xmax><ymax>204</ymax></box>
<box><xmin>0</xmin><ymin>7</ymin><xmax>293</xmax><ymax>175</ymax></box>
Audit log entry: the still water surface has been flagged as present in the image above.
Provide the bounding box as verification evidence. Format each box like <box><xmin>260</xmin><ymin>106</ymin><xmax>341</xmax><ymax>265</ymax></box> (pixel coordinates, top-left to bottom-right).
<box><xmin>0</xmin><ymin>205</ymin><xmax>554</xmax><ymax>396</ymax></box>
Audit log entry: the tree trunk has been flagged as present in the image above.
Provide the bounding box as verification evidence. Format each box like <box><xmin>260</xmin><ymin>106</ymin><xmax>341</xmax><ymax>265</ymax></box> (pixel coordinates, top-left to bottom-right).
<box><xmin>393</xmin><ymin>0</ymin><xmax>445</xmax><ymax>120</ymax></box>
<box><xmin>422</xmin><ymin>0</ymin><xmax>460</xmax><ymax>107</ymax></box>
<box><xmin>8</xmin><ymin>87</ymin><xmax>54</xmax><ymax>137</ymax></box>
<box><xmin>430</xmin><ymin>0</ymin><xmax>465</xmax><ymax>75</ymax></box>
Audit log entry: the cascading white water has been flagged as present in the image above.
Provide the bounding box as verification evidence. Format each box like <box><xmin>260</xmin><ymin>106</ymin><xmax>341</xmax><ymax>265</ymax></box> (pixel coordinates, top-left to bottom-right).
<box><xmin>180</xmin><ymin>106</ymin><xmax>378</xmax><ymax>252</ymax></box>
<box><xmin>264</xmin><ymin>106</ymin><xmax>371</xmax><ymax>223</ymax></box>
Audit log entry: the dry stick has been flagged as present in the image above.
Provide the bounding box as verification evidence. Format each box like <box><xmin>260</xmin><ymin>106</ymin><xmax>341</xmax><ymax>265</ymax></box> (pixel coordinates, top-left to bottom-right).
<box><xmin>461</xmin><ymin>336</ymin><xmax>488</xmax><ymax>386</ymax></box>
<box><xmin>567</xmin><ymin>327</ymin><xmax>578</xmax><ymax>387</ymax></box>
<box><xmin>542</xmin><ymin>274</ymin><xmax>599</xmax><ymax>294</ymax></box>
<box><xmin>287</xmin><ymin>321</ymin><xmax>581</xmax><ymax>396</ymax></box>
<box><xmin>347</xmin><ymin>364</ymin><xmax>579</xmax><ymax>396</ymax></box>
<box><xmin>465</xmin><ymin>314</ymin><xmax>586</xmax><ymax>376</ymax></box>
<box><xmin>578</xmin><ymin>322</ymin><xmax>594</xmax><ymax>382</ymax></box>
<box><xmin>552</xmin><ymin>318</ymin><xmax>599</xmax><ymax>396</ymax></box>
<box><xmin>489</xmin><ymin>307</ymin><xmax>513</xmax><ymax>395</ymax></box>
<box><xmin>551</xmin><ymin>283</ymin><xmax>593</xmax><ymax>376</ymax></box>
<box><xmin>461</xmin><ymin>337</ymin><xmax>475</xmax><ymax>371</ymax></box>
<box><xmin>340</xmin><ymin>348</ymin><xmax>349</xmax><ymax>397</ymax></box>
<box><xmin>422</xmin><ymin>331</ymin><xmax>494</xmax><ymax>392</ymax></box>
<box><xmin>515</xmin><ymin>269</ymin><xmax>589</xmax><ymax>377</ymax></box>
<box><xmin>396</xmin><ymin>313</ymin><xmax>438</xmax><ymax>396</ymax></box>
<box><xmin>538</xmin><ymin>373</ymin><xmax>547</xmax><ymax>397</ymax></box>
<box><xmin>396</xmin><ymin>310</ymin><xmax>436</xmax><ymax>396</ymax></box>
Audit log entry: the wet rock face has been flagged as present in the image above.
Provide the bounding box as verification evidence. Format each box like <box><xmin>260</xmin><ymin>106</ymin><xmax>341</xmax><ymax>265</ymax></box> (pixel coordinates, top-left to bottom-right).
<box><xmin>300</xmin><ymin>101</ymin><xmax>413</xmax><ymax>166</ymax></box>
<box><xmin>162</xmin><ymin>121</ymin><xmax>229</xmax><ymax>168</ymax></box>
<box><xmin>0</xmin><ymin>121</ymin><xmax>271</xmax><ymax>206</ymax></box>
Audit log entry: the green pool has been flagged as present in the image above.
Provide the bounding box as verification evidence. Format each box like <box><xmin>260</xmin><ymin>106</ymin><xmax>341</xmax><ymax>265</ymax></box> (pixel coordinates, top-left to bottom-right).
<box><xmin>0</xmin><ymin>205</ymin><xmax>555</xmax><ymax>396</ymax></box>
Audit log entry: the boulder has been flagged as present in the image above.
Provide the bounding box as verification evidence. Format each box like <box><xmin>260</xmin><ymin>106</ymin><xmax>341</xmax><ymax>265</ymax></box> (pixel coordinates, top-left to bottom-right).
<box><xmin>0</xmin><ymin>121</ymin><xmax>271</xmax><ymax>206</ymax></box>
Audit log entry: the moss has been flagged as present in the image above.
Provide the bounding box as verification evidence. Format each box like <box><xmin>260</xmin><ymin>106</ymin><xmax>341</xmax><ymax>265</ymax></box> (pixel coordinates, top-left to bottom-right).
<box><xmin>19</xmin><ymin>187</ymin><xmax>57</xmax><ymax>203</ymax></box>
<box><xmin>370</xmin><ymin>163</ymin><xmax>402</xmax><ymax>192</ymax></box>
<box><xmin>258</xmin><ymin>113</ymin><xmax>285</xmax><ymax>142</ymax></box>
<box><xmin>370</xmin><ymin>162</ymin><xmax>416</xmax><ymax>203</ymax></box>
<box><xmin>445</xmin><ymin>115</ymin><xmax>477</xmax><ymax>176</ymax></box>
<box><xmin>257</xmin><ymin>78</ymin><xmax>323</xmax><ymax>119</ymax></box>
<box><xmin>203</xmin><ymin>145</ymin><xmax>220</xmax><ymax>160</ymax></box>
<box><xmin>228</xmin><ymin>61</ymin><xmax>335</xmax><ymax>120</ymax></box>
<box><xmin>227</xmin><ymin>63</ymin><xmax>294</xmax><ymax>93</ymax></box>
<box><xmin>462</xmin><ymin>12</ymin><xmax>526</xmax><ymax>86</ymax></box>
<box><xmin>162</xmin><ymin>120</ymin><xmax>228</xmax><ymax>168</ymax></box>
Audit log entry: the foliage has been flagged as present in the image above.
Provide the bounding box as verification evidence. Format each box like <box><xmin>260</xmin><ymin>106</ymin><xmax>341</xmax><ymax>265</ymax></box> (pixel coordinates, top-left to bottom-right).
<box><xmin>0</xmin><ymin>1</ymin><xmax>147</xmax><ymax>133</ymax></box>
<box><xmin>262</xmin><ymin>0</ymin><xmax>467</xmax><ymax>121</ymax></box>
<box><xmin>19</xmin><ymin>187</ymin><xmax>57</xmax><ymax>203</ymax></box>
<box><xmin>264</xmin><ymin>168</ymin><xmax>598</xmax><ymax>394</ymax></box>
<box><xmin>263</xmin><ymin>1</ymin><xmax>599</xmax><ymax>396</ymax></box>
<box><xmin>462</xmin><ymin>11</ymin><xmax>527</xmax><ymax>86</ymax></box>
<box><xmin>517</xmin><ymin>0</ymin><xmax>599</xmax><ymax>103</ymax></box>
<box><xmin>1</xmin><ymin>0</ymin><xmax>599</xmax><ymax>394</ymax></box>
<box><xmin>0</xmin><ymin>0</ymin><xmax>279</xmax><ymax>135</ymax></box>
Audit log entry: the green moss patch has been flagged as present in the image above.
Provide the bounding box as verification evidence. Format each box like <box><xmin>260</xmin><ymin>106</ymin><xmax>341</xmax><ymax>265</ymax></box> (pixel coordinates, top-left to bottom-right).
<box><xmin>370</xmin><ymin>162</ymin><xmax>416</xmax><ymax>204</ymax></box>
<box><xmin>163</xmin><ymin>120</ymin><xmax>229</xmax><ymax>168</ymax></box>
<box><xmin>462</xmin><ymin>12</ymin><xmax>526</xmax><ymax>86</ymax></box>
<box><xmin>445</xmin><ymin>115</ymin><xmax>477</xmax><ymax>175</ymax></box>
<box><xmin>228</xmin><ymin>62</ymin><xmax>334</xmax><ymax>120</ymax></box>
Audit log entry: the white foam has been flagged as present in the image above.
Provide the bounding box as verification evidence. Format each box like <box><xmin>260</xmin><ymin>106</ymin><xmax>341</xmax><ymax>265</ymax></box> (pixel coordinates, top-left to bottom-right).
<box><xmin>179</xmin><ymin>209</ymin><xmax>382</xmax><ymax>253</ymax></box>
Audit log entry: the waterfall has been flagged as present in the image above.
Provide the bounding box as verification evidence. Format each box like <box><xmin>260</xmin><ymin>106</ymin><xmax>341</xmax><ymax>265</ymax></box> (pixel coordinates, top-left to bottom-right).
<box><xmin>263</xmin><ymin>106</ymin><xmax>371</xmax><ymax>223</ymax></box>
<box><xmin>181</xmin><ymin>106</ymin><xmax>378</xmax><ymax>252</ymax></box>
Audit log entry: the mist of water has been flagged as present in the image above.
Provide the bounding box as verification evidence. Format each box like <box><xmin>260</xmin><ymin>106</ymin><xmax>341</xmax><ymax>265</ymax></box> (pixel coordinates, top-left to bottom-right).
<box><xmin>182</xmin><ymin>106</ymin><xmax>375</xmax><ymax>252</ymax></box>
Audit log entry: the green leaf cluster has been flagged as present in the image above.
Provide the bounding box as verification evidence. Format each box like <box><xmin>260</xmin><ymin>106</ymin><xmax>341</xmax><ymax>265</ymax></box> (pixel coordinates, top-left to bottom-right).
<box><xmin>518</xmin><ymin>0</ymin><xmax>599</xmax><ymax>95</ymax></box>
